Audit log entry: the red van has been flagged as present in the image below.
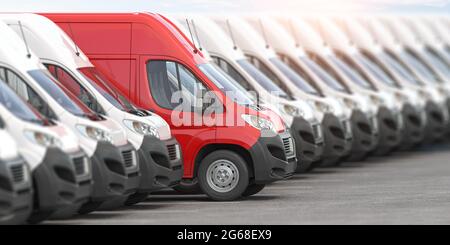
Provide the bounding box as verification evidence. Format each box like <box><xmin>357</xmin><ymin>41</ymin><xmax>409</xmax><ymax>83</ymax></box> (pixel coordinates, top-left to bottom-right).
<box><xmin>44</xmin><ymin>13</ymin><xmax>297</xmax><ymax>201</ymax></box>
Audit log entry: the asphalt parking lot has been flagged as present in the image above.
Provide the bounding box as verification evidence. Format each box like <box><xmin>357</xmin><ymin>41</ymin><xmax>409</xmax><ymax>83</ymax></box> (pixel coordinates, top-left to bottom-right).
<box><xmin>45</xmin><ymin>143</ymin><xmax>450</xmax><ymax>225</ymax></box>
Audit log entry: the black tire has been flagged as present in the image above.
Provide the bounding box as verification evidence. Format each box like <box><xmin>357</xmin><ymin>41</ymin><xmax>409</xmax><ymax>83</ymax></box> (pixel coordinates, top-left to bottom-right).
<box><xmin>27</xmin><ymin>211</ymin><xmax>53</xmax><ymax>225</ymax></box>
<box><xmin>124</xmin><ymin>192</ymin><xmax>150</xmax><ymax>206</ymax></box>
<box><xmin>172</xmin><ymin>178</ymin><xmax>202</xmax><ymax>194</ymax></box>
<box><xmin>345</xmin><ymin>151</ymin><xmax>368</xmax><ymax>162</ymax></box>
<box><xmin>197</xmin><ymin>150</ymin><xmax>249</xmax><ymax>201</ymax></box>
<box><xmin>295</xmin><ymin>160</ymin><xmax>313</xmax><ymax>173</ymax></box>
<box><xmin>78</xmin><ymin>201</ymin><xmax>103</xmax><ymax>215</ymax></box>
<box><xmin>318</xmin><ymin>156</ymin><xmax>341</xmax><ymax>167</ymax></box>
<box><xmin>242</xmin><ymin>184</ymin><xmax>266</xmax><ymax>197</ymax></box>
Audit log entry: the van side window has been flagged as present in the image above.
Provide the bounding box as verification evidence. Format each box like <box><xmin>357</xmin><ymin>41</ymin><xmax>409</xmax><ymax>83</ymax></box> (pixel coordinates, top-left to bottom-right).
<box><xmin>0</xmin><ymin>67</ymin><xmax>56</xmax><ymax>119</ymax></box>
<box><xmin>45</xmin><ymin>64</ymin><xmax>105</xmax><ymax>114</ymax></box>
<box><xmin>146</xmin><ymin>60</ymin><xmax>208</xmax><ymax>110</ymax></box>
<box><xmin>212</xmin><ymin>56</ymin><xmax>252</xmax><ymax>91</ymax></box>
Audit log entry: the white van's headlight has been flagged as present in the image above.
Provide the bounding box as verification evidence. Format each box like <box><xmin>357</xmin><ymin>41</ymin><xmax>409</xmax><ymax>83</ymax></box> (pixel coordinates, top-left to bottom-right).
<box><xmin>283</xmin><ymin>104</ymin><xmax>303</xmax><ymax>117</ymax></box>
<box><xmin>312</xmin><ymin>100</ymin><xmax>333</xmax><ymax>113</ymax></box>
<box><xmin>24</xmin><ymin>130</ymin><xmax>62</xmax><ymax>148</ymax></box>
<box><xmin>123</xmin><ymin>120</ymin><xmax>160</xmax><ymax>139</ymax></box>
<box><xmin>343</xmin><ymin>98</ymin><xmax>358</xmax><ymax>109</ymax></box>
<box><xmin>76</xmin><ymin>125</ymin><xmax>112</xmax><ymax>143</ymax></box>
<box><xmin>241</xmin><ymin>114</ymin><xmax>275</xmax><ymax>132</ymax></box>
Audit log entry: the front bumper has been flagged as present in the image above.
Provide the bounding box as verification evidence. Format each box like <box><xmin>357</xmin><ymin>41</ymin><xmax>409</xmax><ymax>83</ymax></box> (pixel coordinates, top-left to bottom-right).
<box><xmin>289</xmin><ymin>117</ymin><xmax>324</xmax><ymax>171</ymax></box>
<box><xmin>0</xmin><ymin>157</ymin><xmax>32</xmax><ymax>225</ymax></box>
<box><xmin>423</xmin><ymin>101</ymin><xmax>448</xmax><ymax>143</ymax></box>
<box><xmin>30</xmin><ymin>148</ymin><xmax>92</xmax><ymax>223</ymax></box>
<box><xmin>248</xmin><ymin>130</ymin><xmax>297</xmax><ymax>184</ymax></box>
<box><xmin>373</xmin><ymin>106</ymin><xmax>403</xmax><ymax>155</ymax></box>
<box><xmin>350</xmin><ymin>110</ymin><xmax>379</xmax><ymax>156</ymax></box>
<box><xmin>136</xmin><ymin>136</ymin><xmax>183</xmax><ymax>193</ymax></box>
<box><xmin>399</xmin><ymin>103</ymin><xmax>426</xmax><ymax>149</ymax></box>
<box><xmin>319</xmin><ymin>113</ymin><xmax>353</xmax><ymax>163</ymax></box>
<box><xmin>86</xmin><ymin>142</ymin><xmax>140</xmax><ymax>205</ymax></box>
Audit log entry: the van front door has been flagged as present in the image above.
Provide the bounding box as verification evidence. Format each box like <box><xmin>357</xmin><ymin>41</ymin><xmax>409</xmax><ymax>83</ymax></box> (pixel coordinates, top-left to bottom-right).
<box><xmin>140</xmin><ymin>56</ymin><xmax>219</xmax><ymax>178</ymax></box>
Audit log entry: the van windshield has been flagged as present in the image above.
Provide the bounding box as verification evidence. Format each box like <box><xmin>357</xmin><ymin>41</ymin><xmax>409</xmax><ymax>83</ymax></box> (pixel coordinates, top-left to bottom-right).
<box><xmin>353</xmin><ymin>52</ymin><xmax>398</xmax><ymax>88</ymax></box>
<box><xmin>300</xmin><ymin>56</ymin><xmax>350</xmax><ymax>93</ymax></box>
<box><xmin>0</xmin><ymin>79</ymin><xmax>47</xmax><ymax>125</ymax></box>
<box><xmin>269</xmin><ymin>58</ymin><xmax>320</xmax><ymax>95</ymax></box>
<box><xmin>236</xmin><ymin>59</ymin><xmax>292</xmax><ymax>100</ymax></box>
<box><xmin>78</xmin><ymin>67</ymin><xmax>144</xmax><ymax>115</ymax></box>
<box><xmin>400</xmin><ymin>49</ymin><xmax>441</xmax><ymax>84</ymax></box>
<box><xmin>328</xmin><ymin>54</ymin><xmax>375</xmax><ymax>90</ymax></box>
<box><xmin>28</xmin><ymin>69</ymin><xmax>101</xmax><ymax>120</ymax></box>
<box><xmin>423</xmin><ymin>48</ymin><xmax>450</xmax><ymax>77</ymax></box>
<box><xmin>378</xmin><ymin>50</ymin><xmax>421</xmax><ymax>86</ymax></box>
<box><xmin>198</xmin><ymin>63</ymin><xmax>255</xmax><ymax>106</ymax></box>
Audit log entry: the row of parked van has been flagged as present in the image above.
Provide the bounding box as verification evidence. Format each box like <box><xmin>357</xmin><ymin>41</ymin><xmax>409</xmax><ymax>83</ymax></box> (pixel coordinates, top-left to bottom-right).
<box><xmin>0</xmin><ymin>12</ymin><xmax>448</xmax><ymax>225</ymax></box>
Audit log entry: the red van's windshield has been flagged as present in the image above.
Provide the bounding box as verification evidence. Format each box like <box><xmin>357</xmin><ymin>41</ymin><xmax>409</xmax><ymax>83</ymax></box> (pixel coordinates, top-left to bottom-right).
<box><xmin>198</xmin><ymin>63</ymin><xmax>255</xmax><ymax>106</ymax></box>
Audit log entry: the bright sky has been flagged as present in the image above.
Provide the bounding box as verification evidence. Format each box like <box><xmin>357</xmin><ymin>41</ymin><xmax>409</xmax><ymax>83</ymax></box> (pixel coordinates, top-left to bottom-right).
<box><xmin>1</xmin><ymin>0</ymin><xmax>449</xmax><ymax>14</ymax></box>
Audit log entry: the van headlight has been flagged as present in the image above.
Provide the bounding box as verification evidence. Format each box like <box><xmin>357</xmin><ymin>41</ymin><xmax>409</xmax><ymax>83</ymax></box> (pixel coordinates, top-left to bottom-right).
<box><xmin>123</xmin><ymin>120</ymin><xmax>160</xmax><ymax>139</ymax></box>
<box><xmin>283</xmin><ymin>104</ymin><xmax>303</xmax><ymax>117</ymax></box>
<box><xmin>24</xmin><ymin>130</ymin><xmax>62</xmax><ymax>148</ymax></box>
<box><xmin>241</xmin><ymin>114</ymin><xmax>275</xmax><ymax>132</ymax></box>
<box><xmin>311</xmin><ymin>100</ymin><xmax>333</xmax><ymax>113</ymax></box>
<box><xmin>370</xmin><ymin>95</ymin><xmax>384</xmax><ymax>106</ymax></box>
<box><xmin>76</xmin><ymin>125</ymin><xmax>112</xmax><ymax>143</ymax></box>
<box><xmin>343</xmin><ymin>98</ymin><xmax>358</xmax><ymax>109</ymax></box>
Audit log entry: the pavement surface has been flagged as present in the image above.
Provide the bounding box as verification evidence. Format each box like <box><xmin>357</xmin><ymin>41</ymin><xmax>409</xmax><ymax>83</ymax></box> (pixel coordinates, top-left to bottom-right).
<box><xmin>45</xmin><ymin>144</ymin><xmax>450</xmax><ymax>225</ymax></box>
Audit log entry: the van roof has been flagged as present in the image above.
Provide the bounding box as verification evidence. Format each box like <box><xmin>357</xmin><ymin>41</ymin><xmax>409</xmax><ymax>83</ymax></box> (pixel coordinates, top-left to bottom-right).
<box><xmin>213</xmin><ymin>16</ymin><xmax>278</xmax><ymax>59</ymax></box>
<box><xmin>42</xmin><ymin>12</ymin><xmax>209</xmax><ymax>65</ymax></box>
<box><xmin>0</xmin><ymin>13</ymin><xmax>94</xmax><ymax>70</ymax></box>
<box><xmin>0</xmin><ymin>20</ymin><xmax>42</xmax><ymax>72</ymax></box>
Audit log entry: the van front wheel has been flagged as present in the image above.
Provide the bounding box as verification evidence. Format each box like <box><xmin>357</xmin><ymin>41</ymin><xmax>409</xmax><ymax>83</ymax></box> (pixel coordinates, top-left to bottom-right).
<box><xmin>198</xmin><ymin>150</ymin><xmax>249</xmax><ymax>201</ymax></box>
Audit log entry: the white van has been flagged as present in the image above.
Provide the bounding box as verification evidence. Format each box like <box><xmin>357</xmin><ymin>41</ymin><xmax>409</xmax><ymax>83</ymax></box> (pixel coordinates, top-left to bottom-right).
<box><xmin>171</xmin><ymin>15</ymin><xmax>321</xmax><ymax>173</ymax></box>
<box><xmin>337</xmin><ymin>17</ymin><xmax>427</xmax><ymax>149</ymax></box>
<box><xmin>213</xmin><ymin>16</ymin><xmax>353</xmax><ymax>166</ymax></box>
<box><xmin>3</xmin><ymin>13</ymin><xmax>183</xmax><ymax>206</ymax></box>
<box><xmin>0</xmin><ymin>18</ymin><xmax>139</xmax><ymax>214</ymax></box>
<box><xmin>423</xmin><ymin>17</ymin><xmax>450</xmax><ymax>62</ymax></box>
<box><xmin>0</xmin><ymin>78</ymin><xmax>88</xmax><ymax>224</ymax></box>
<box><xmin>0</xmin><ymin>117</ymin><xmax>33</xmax><ymax>225</ymax></box>
<box><xmin>363</xmin><ymin>17</ymin><xmax>449</xmax><ymax>142</ymax></box>
<box><xmin>402</xmin><ymin>17</ymin><xmax>449</xmax><ymax>80</ymax></box>
<box><xmin>311</xmin><ymin>17</ymin><xmax>405</xmax><ymax>155</ymax></box>
<box><xmin>274</xmin><ymin>16</ymin><xmax>380</xmax><ymax>160</ymax></box>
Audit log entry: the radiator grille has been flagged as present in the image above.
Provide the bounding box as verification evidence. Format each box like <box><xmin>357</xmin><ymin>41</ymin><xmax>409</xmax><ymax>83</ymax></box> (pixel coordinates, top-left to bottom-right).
<box><xmin>73</xmin><ymin>157</ymin><xmax>87</xmax><ymax>176</ymax></box>
<box><xmin>10</xmin><ymin>165</ymin><xmax>25</xmax><ymax>183</ymax></box>
<box><xmin>282</xmin><ymin>137</ymin><xmax>295</xmax><ymax>157</ymax></box>
<box><xmin>122</xmin><ymin>150</ymin><xmax>136</xmax><ymax>168</ymax></box>
<box><xmin>167</xmin><ymin>144</ymin><xmax>180</xmax><ymax>161</ymax></box>
<box><xmin>313</xmin><ymin>124</ymin><xmax>322</xmax><ymax>140</ymax></box>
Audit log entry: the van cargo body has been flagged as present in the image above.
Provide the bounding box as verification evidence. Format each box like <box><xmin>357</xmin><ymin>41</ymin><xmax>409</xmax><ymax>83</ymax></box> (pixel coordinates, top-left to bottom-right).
<box><xmin>44</xmin><ymin>13</ymin><xmax>296</xmax><ymax>201</ymax></box>
<box><xmin>3</xmin><ymin>14</ymin><xmax>183</xmax><ymax>206</ymax></box>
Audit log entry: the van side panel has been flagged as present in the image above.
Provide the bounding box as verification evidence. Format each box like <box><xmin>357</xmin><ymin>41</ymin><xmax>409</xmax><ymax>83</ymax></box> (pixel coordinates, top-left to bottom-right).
<box><xmin>91</xmin><ymin>59</ymin><xmax>132</xmax><ymax>98</ymax></box>
<box><xmin>62</xmin><ymin>22</ymin><xmax>132</xmax><ymax>55</ymax></box>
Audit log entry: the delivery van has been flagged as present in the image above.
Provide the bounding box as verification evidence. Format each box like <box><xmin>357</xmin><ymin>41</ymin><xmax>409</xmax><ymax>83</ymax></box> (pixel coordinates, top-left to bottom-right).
<box><xmin>214</xmin><ymin>16</ymin><xmax>353</xmax><ymax>166</ymax></box>
<box><xmin>44</xmin><ymin>13</ymin><xmax>296</xmax><ymax>201</ymax></box>
<box><xmin>4</xmin><ymin>13</ymin><xmax>183</xmax><ymax>206</ymax></box>
<box><xmin>171</xmin><ymin>15</ymin><xmax>322</xmax><ymax>173</ymax></box>
<box><xmin>0</xmin><ymin>117</ymin><xmax>33</xmax><ymax>225</ymax></box>
<box><xmin>0</xmin><ymin>18</ymin><xmax>138</xmax><ymax>213</ymax></box>
<box><xmin>362</xmin><ymin>17</ymin><xmax>449</xmax><ymax>143</ymax></box>
<box><xmin>311</xmin><ymin>17</ymin><xmax>405</xmax><ymax>155</ymax></box>
<box><xmin>0</xmin><ymin>78</ymin><xmax>86</xmax><ymax>223</ymax></box>
<box><xmin>274</xmin><ymin>16</ymin><xmax>379</xmax><ymax>161</ymax></box>
<box><xmin>337</xmin><ymin>17</ymin><xmax>427</xmax><ymax>149</ymax></box>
